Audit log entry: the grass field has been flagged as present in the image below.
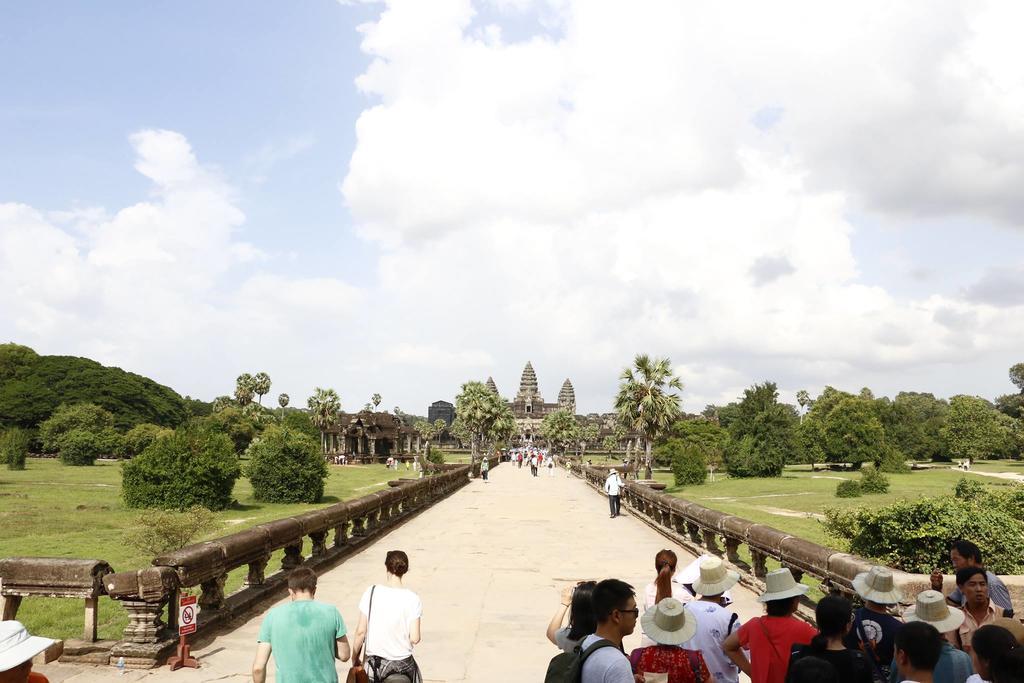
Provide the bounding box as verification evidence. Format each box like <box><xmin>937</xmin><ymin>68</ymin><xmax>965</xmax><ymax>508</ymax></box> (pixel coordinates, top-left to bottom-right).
<box><xmin>0</xmin><ymin>458</ymin><xmax>395</xmax><ymax>640</ymax></box>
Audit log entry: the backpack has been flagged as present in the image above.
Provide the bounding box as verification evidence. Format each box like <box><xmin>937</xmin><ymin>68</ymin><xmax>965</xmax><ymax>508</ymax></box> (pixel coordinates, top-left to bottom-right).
<box><xmin>544</xmin><ymin>638</ymin><xmax>618</xmax><ymax>683</ymax></box>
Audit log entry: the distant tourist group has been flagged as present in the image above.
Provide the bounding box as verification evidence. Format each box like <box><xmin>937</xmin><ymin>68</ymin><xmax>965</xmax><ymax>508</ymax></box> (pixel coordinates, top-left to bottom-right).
<box><xmin>544</xmin><ymin>541</ymin><xmax>1022</xmax><ymax>683</ymax></box>
<box><xmin>508</xmin><ymin>447</ymin><xmax>556</xmax><ymax>477</ymax></box>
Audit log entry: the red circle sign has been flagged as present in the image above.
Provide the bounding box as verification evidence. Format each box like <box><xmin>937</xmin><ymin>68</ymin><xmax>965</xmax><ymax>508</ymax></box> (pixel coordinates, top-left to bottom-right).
<box><xmin>182</xmin><ymin>606</ymin><xmax>195</xmax><ymax>624</ymax></box>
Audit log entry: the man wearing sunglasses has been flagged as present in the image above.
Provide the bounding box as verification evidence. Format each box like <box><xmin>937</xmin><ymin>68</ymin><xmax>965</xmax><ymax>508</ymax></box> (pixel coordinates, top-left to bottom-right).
<box><xmin>580</xmin><ymin>579</ymin><xmax>642</xmax><ymax>683</ymax></box>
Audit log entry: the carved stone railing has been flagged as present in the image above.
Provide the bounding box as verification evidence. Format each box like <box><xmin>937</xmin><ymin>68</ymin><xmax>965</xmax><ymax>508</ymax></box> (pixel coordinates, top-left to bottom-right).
<box><xmin>577</xmin><ymin>465</ymin><xmax>934</xmax><ymax>602</ymax></box>
<box><xmin>1</xmin><ymin>460</ymin><xmax>494</xmax><ymax>667</ymax></box>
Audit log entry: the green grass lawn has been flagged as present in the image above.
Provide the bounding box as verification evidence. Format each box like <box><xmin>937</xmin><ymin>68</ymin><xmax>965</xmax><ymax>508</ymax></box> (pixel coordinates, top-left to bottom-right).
<box><xmin>0</xmin><ymin>458</ymin><xmax>394</xmax><ymax>641</ymax></box>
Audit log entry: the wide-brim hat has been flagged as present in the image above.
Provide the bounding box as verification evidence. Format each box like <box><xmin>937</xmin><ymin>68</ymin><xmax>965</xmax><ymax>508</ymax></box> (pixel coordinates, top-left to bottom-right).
<box><xmin>0</xmin><ymin>621</ymin><xmax>55</xmax><ymax>673</ymax></box>
<box><xmin>757</xmin><ymin>568</ymin><xmax>809</xmax><ymax>603</ymax></box>
<box><xmin>640</xmin><ymin>598</ymin><xmax>698</xmax><ymax>645</ymax></box>
<box><xmin>992</xmin><ymin>617</ymin><xmax>1024</xmax><ymax>645</ymax></box>
<box><xmin>852</xmin><ymin>566</ymin><xmax>904</xmax><ymax>605</ymax></box>
<box><xmin>693</xmin><ymin>557</ymin><xmax>740</xmax><ymax>597</ymax></box>
<box><xmin>903</xmin><ymin>590</ymin><xmax>965</xmax><ymax>634</ymax></box>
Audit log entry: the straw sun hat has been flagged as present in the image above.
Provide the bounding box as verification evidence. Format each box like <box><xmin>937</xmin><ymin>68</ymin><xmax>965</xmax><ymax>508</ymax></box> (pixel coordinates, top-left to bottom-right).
<box><xmin>640</xmin><ymin>598</ymin><xmax>698</xmax><ymax>645</ymax></box>
<box><xmin>0</xmin><ymin>621</ymin><xmax>55</xmax><ymax>673</ymax></box>
<box><xmin>692</xmin><ymin>557</ymin><xmax>740</xmax><ymax>597</ymax></box>
<box><xmin>852</xmin><ymin>566</ymin><xmax>904</xmax><ymax>605</ymax></box>
<box><xmin>903</xmin><ymin>590</ymin><xmax>965</xmax><ymax>634</ymax></box>
<box><xmin>757</xmin><ymin>568</ymin><xmax>809</xmax><ymax>603</ymax></box>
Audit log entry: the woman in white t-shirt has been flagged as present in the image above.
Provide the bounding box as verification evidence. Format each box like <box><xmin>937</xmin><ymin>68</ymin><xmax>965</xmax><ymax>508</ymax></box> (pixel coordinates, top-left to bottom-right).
<box><xmin>350</xmin><ymin>550</ymin><xmax>423</xmax><ymax>682</ymax></box>
<box><xmin>640</xmin><ymin>549</ymin><xmax>694</xmax><ymax>647</ymax></box>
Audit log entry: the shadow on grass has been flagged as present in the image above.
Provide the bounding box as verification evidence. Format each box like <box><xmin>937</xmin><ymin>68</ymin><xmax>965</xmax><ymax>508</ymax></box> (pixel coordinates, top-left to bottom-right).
<box><xmin>230</xmin><ymin>502</ymin><xmax>262</xmax><ymax>511</ymax></box>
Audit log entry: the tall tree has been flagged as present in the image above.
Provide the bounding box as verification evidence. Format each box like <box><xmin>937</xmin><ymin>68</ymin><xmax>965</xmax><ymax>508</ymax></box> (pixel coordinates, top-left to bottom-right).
<box><xmin>454</xmin><ymin>381</ymin><xmax>513</xmax><ymax>465</ymax></box>
<box><xmin>796</xmin><ymin>390</ymin><xmax>812</xmax><ymax>422</ymax></box>
<box><xmin>277</xmin><ymin>393</ymin><xmax>290</xmax><ymax>420</ymax></box>
<box><xmin>306</xmin><ymin>387</ymin><xmax>341</xmax><ymax>454</ymax></box>
<box><xmin>1010</xmin><ymin>363</ymin><xmax>1024</xmax><ymax>393</ymax></box>
<box><xmin>235</xmin><ymin>373</ymin><xmax>255</xmax><ymax>407</ymax></box>
<box><xmin>253</xmin><ymin>372</ymin><xmax>272</xmax><ymax>405</ymax></box>
<box><xmin>371</xmin><ymin>393</ymin><xmax>382</xmax><ymax>410</ymax></box>
<box><xmin>942</xmin><ymin>395</ymin><xmax>1019</xmax><ymax>462</ymax></box>
<box><xmin>580</xmin><ymin>424</ymin><xmax>600</xmax><ymax>456</ymax></box>
<box><xmin>723</xmin><ymin>382</ymin><xmax>798</xmax><ymax>477</ymax></box>
<box><xmin>614</xmin><ymin>354</ymin><xmax>683</xmax><ymax>479</ymax></box>
<box><xmin>433</xmin><ymin>418</ymin><xmax>446</xmax><ymax>445</ymax></box>
<box><xmin>823</xmin><ymin>397</ymin><xmax>886</xmax><ymax>467</ymax></box>
<box><xmin>414</xmin><ymin>420</ymin><xmax>438</xmax><ymax>454</ymax></box>
<box><xmin>541</xmin><ymin>409</ymin><xmax>580</xmax><ymax>455</ymax></box>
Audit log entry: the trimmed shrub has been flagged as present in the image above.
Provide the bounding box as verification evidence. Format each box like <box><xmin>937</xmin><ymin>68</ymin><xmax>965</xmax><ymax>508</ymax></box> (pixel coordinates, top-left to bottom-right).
<box><xmin>425</xmin><ymin>444</ymin><xmax>444</xmax><ymax>465</ymax></box>
<box><xmin>823</xmin><ymin>495</ymin><xmax>1024</xmax><ymax>574</ymax></box>
<box><xmin>246</xmin><ymin>426</ymin><xmax>327</xmax><ymax>504</ymax></box>
<box><xmin>59</xmin><ymin>429</ymin><xmax>102</xmax><ymax>465</ymax></box>
<box><xmin>836</xmin><ymin>479</ymin><xmax>862</xmax><ymax>498</ymax></box>
<box><xmin>658</xmin><ymin>438</ymin><xmax>707</xmax><ymax>486</ymax></box>
<box><xmin>1</xmin><ymin>428</ymin><xmax>30</xmax><ymax>470</ymax></box>
<box><xmin>39</xmin><ymin>403</ymin><xmax>114</xmax><ymax>452</ymax></box>
<box><xmin>859</xmin><ymin>467</ymin><xmax>890</xmax><ymax>494</ymax></box>
<box><xmin>123</xmin><ymin>505</ymin><xmax>217</xmax><ymax>555</ymax></box>
<box><xmin>876</xmin><ymin>446</ymin><xmax>910</xmax><ymax>473</ymax></box>
<box><xmin>122</xmin><ymin>423</ymin><xmax>171</xmax><ymax>458</ymax></box>
<box><xmin>122</xmin><ymin>424</ymin><xmax>240</xmax><ymax>510</ymax></box>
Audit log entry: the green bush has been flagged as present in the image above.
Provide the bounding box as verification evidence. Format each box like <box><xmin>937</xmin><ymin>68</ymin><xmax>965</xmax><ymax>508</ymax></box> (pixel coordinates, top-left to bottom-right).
<box><xmin>39</xmin><ymin>403</ymin><xmax>114</xmax><ymax>452</ymax></box>
<box><xmin>1</xmin><ymin>428</ymin><xmax>30</xmax><ymax>470</ymax></box>
<box><xmin>954</xmin><ymin>476</ymin><xmax>986</xmax><ymax>500</ymax></box>
<box><xmin>835</xmin><ymin>479</ymin><xmax>863</xmax><ymax>498</ymax></box>
<box><xmin>823</xmin><ymin>495</ymin><xmax>1024</xmax><ymax>574</ymax></box>
<box><xmin>123</xmin><ymin>506</ymin><xmax>217</xmax><ymax>555</ymax></box>
<box><xmin>121</xmin><ymin>423</ymin><xmax>171</xmax><ymax>458</ymax></box>
<box><xmin>122</xmin><ymin>424</ymin><xmax>240</xmax><ymax>510</ymax></box>
<box><xmin>876</xmin><ymin>446</ymin><xmax>910</xmax><ymax>473</ymax></box>
<box><xmin>859</xmin><ymin>467</ymin><xmax>890</xmax><ymax>494</ymax></box>
<box><xmin>59</xmin><ymin>429</ymin><xmax>102</xmax><ymax>465</ymax></box>
<box><xmin>201</xmin><ymin>407</ymin><xmax>258</xmax><ymax>454</ymax></box>
<box><xmin>426</xmin><ymin>444</ymin><xmax>444</xmax><ymax>465</ymax></box>
<box><xmin>658</xmin><ymin>438</ymin><xmax>707</xmax><ymax>486</ymax></box>
<box><xmin>245</xmin><ymin>426</ymin><xmax>327</xmax><ymax>503</ymax></box>
<box><xmin>724</xmin><ymin>434</ymin><xmax>787</xmax><ymax>478</ymax></box>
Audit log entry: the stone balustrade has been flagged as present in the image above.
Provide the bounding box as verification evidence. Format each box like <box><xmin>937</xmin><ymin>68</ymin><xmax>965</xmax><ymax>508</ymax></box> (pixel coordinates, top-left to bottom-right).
<box><xmin>1</xmin><ymin>458</ymin><xmax>497</xmax><ymax>667</ymax></box>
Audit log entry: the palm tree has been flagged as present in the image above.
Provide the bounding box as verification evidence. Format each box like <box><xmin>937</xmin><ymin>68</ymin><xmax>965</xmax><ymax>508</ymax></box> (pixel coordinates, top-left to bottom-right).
<box><xmin>307</xmin><ymin>387</ymin><xmax>341</xmax><ymax>454</ymax></box>
<box><xmin>454</xmin><ymin>381</ymin><xmax>513</xmax><ymax>466</ymax></box>
<box><xmin>253</xmin><ymin>372</ymin><xmax>272</xmax><ymax>405</ymax></box>
<box><xmin>235</xmin><ymin>373</ymin><xmax>255</xmax><ymax>407</ymax></box>
<box><xmin>371</xmin><ymin>393</ymin><xmax>382</xmax><ymax>410</ymax></box>
<box><xmin>278</xmin><ymin>393</ymin><xmax>290</xmax><ymax>420</ymax></box>
<box><xmin>433</xmin><ymin>418</ymin><xmax>446</xmax><ymax>446</ymax></box>
<box><xmin>614</xmin><ymin>354</ymin><xmax>683</xmax><ymax>479</ymax></box>
<box><xmin>796</xmin><ymin>390</ymin><xmax>811</xmax><ymax>423</ymax></box>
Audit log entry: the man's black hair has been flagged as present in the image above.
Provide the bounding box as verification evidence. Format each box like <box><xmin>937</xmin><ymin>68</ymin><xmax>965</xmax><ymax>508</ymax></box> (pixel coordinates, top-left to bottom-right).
<box><xmin>950</xmin><ymin>539</ymin><xmax>983</xmax><ymax>563</ymax></box>
<box><xmin>788</xmin><ymin>656</ymin><xmax>839</xmax><ymax>683</ymax></box>
<box><xmin>895</xmin><ymin>621</ymin><xmax>942</xmax><ymax>672</ymax></box>
<box><xmin>592</xmin><ymin>578</ymin><xmax>635</xmax><ymax>622</ymax></box>
<box><xmin>765</xmin><ymin>596</ymin><xmax>798</xmax><ymax>617</ymax></box>
<box><xmin>956</xmin><ymin>565</ymin><xmax>987</xmax><ymax>587</ymax></box>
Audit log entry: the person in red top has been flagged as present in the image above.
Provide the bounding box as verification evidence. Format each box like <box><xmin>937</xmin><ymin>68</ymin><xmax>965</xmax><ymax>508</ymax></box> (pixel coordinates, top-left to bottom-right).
<box><xmin>723</xmin><ymin>569</ymin><xmax>817</xmax><ymax>683</ymax></box>
<box><xmin>629</xmin><ymin>598</ymin><xmax>711</xmax><ymax>683</ymax></box>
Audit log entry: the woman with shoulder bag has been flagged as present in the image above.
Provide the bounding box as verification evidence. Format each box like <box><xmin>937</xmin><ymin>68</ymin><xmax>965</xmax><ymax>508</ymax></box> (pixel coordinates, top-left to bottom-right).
<box><xmin>349</xmin><ymin>550</ymin><xmax>423</xmax><ymax>683</ymax></box>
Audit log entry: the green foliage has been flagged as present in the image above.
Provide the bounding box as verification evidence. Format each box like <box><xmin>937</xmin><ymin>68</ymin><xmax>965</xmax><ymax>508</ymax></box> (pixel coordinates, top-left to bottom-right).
<box><xmin>658</xmin><ymin>438</ymin><xmax>707</xmax><ymax>486</ymax></box>
<box><xmin>280</xmin><ymin>411</ymin><xmax>319</xmax><ymax>439</ymax></box>
<box><xmin>823</xmin><ymin>493</ymin><xmax>1024</xmax><ymax>574</ymax></box>
<box><xmin>38</xmin><ymin>403</ymin><xmax>114</xmax><ymax>452</ymax></box>
<box><xmin>1010</xmin><ymin>363</ymin><xmax>1024</xmax><ymax>393</ymax></box>
<box><xmin>835</xmin><ymin>479</ymin><xmax>862</xmax><ymax>498</ymax></box>
<box><xmin>307</xmin><ymin>387</ymin><xmax>341</xmax><ymax>453</ymax></box>
<box><xmin>796</xmin><ymin>419</ymin><xmax>826</xmax><ymax>465</ymax></box>
<box><xmin>235</xmin><ymin>373</ymin><xmax>255</xmax><ymax>406</ymax></box>
<box><xmin>601</xmin><ymin>435</ymin><xmax>618</xmax><ymax>452</ymax></box>
<box><xmin>252</xmin><ymin>372</ymin><xmax>272</xmax><ymax>404</ymax></box>
<box><xmin>859</xmin><ymin>467</ymin><xmax>890</xmax><ymax>494</ymax></box>
<box><xmin>122</xmin><ymin>424</ymin><xmax>240</xmax><ymax>510</ymax></box>
<box><xmin>876</xmin><ymin>445</ymin><xmax>910</xmax><ymax>473</ymax></box>
<box><xmin>942</xmin><ymin>395</ymin><xmax>1019</xmax><ymax>460</ymax></box>
<box><xmin>953</xmin><ymin>476</ymin><xmax>986</xmax><ymax>500</ymax></box>
<box><xmin>0</xmin><ymin>345</ymin><xmax>187</xmax><ymax>430</ymax></box>
<box><xmin>823</xmin><ymin>397</ymin><xmax>886</xmax><ymax>467</ymax></box>
<box><xmin>201</xmin><ymin>407</ymin><xmax>258</xmax><ymax>454</ymax></box>
<box><xmin>541</xmin><ymin>409</ymin><xmax>581</xmax><ymax>454</ymax></box>
<box><xmin>1</xmin><ymin>428</ymin><xmax>30</xmax><ymax>470</ymax></box>
<box><xmin>723</xmin><ymin>383</ymin><xmax>796</xmax><ymax>478</ymax></box>
<box><xmin>668</xmin><ymin>419</ymin><xmax>727</xmax><ymax>468</ymax></box>
<box><xmin>123</xmin><ymin>505</ymin><xmax>217</xmax><ymax>556</ymax></box>
<box><xmin>883</xmin><ymin>393</ymin><xmax>949</xmax><ymax>461</ymax></box>
<box><xmin>425</xmin><ymin>444</ymin><xmax>444</xmax><ymax>465</ymax></box>
<box><xmin>454</xmin><ymin>381</ymin><xmax>515</xmax><ymax>456</ymax></box>
<box><xmin>58</xmin><ymin>429</ymin><xmax>102</xmax><ymax>466</ymax></box>
<box><xmin>245</xmin><ymin>425</ymin><xmax>328</xmax><ymax>504</ymax></box>
<box><xmin>615</xmin><ymin>354</ymin><xmax>683</xmax><ymax>474</ymax></box>
<box><xmin>122</xmin><ymin>423</ymin><xmax>172</xmax><ymax>458</ymax></box>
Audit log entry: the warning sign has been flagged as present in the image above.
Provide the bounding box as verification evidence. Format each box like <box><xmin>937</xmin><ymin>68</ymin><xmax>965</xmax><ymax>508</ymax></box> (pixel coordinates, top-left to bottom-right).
<box><xmin>179</xmin><ymin>594</ymin><xmax>198</xmax><ymax>636</ymax></box>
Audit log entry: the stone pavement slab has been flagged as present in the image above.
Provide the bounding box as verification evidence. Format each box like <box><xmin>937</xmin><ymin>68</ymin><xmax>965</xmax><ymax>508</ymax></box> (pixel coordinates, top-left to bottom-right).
<box><xmin>39</xmin><ymin>464</ymin><xmax>760</xmax><ymax>682</ymax></box>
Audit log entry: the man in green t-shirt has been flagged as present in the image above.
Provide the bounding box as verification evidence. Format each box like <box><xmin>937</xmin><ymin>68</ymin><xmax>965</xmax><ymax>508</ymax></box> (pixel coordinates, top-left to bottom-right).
<box><xmin>252</xmin><ymin>566</ymin><xmax>350</xmax><ymax>683</ymax></box>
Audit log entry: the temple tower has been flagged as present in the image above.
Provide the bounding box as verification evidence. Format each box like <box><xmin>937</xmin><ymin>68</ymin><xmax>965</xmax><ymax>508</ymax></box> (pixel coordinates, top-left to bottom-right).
<box><xmin>558</xmin><ymin>378</ymin><xmax>576</xmax><ymax>414</ymax></box>
<box><xmin>515</xmin><ymin>361</ymin><xmax>543</xmax><ymax>403</ymax></box>
<box><xmin>485</xmin><ymin>376</ymin><xmax>499</xmax><ymax>395</ymax></box>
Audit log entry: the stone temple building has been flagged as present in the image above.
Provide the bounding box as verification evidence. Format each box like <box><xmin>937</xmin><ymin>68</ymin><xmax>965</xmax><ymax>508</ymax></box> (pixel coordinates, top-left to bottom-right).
<box><xmin>487</xmin><ymin>361</ymin><xmax>601</xmax><ymax>443</ymax></box>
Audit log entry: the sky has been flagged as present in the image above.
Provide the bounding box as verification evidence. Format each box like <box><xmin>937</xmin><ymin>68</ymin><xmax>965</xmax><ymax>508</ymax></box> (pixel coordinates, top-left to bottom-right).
<box><xmin>2</xmin><ymin>0</ymin><xmax>1023</xmax><ymax>416</ymax></box>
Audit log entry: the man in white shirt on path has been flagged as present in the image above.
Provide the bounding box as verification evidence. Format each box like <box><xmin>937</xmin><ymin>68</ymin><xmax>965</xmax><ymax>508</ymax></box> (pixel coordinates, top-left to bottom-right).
<box><xmin>605</xmin><ymin>469</ymin><xmax>624</xmax><ymax>518</ymax></box>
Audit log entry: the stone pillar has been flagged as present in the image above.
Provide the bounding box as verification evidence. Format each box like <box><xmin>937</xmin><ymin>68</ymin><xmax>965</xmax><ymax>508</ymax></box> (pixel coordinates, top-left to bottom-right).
<box><xmin>751</xmin><ymin>550</ymin><xmax>768</xmax><ymax>578</ymax></box>
<box><xmin>725</xmin><ymin>537</ymin><xmax>742</xmax><ymax>564</ymax></box>
<box><xmin>334</xmin><ymin>522</ymin><xmax>350</xmax><ymax>548</ymax></box>
<box><xmin>84</xmin><ymin>596</ymin><xmax>99</xmax><ymax>642</ymax></box>
<box><xmin>0</xmin><ymin>595</ymin><xmax>22</xmax><ymax>621</ymax></box>
<box><xmin>702</xmin><ymin>530</ymin><xmax>721</xmax><ymax>554</ymax></box>
<box><xmin>199</xmin><ymin>573</ymin><xmax>227</xmax><ymax>611</ymax></box>
<box><xmin>686</xmin><ymin>522</ymin><xmax>702</xmax><ymax>545</ymax></box>
<box><xmin>245</xmin><ymin>555</ymin><xmax>270</xmax><ymax>587</ymax></box>
<box><xmin>351</xmin><ymin>516</ymin><xmax>367</xmax><ymax>537</ymax></box>
<box><xmin>370</xmin><ymin>438</ymin><xmax>377</xmax><ymax>456</ymax></box>
<box><xmin>121</xmin><ymin>599</ymin><xmax>166</xmax><ymax>644</ymax></box>
<box><xmin>282</xmin><ymin>543</ymin><xmax>304</xmax><ymax>571</ymax></box>
<box><xmin>310</xmin><ymin>531</ymin><xmax>328</xmax><ymax>558</ymax></box>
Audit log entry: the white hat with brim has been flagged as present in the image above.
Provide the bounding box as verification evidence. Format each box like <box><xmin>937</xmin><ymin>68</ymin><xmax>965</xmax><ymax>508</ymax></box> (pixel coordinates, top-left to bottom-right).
<box><xmin>0</xmin><ymin>621</ymin><xmax>55</xmax><ymax>673</ymax></box>
<box><xmin>693</xmin><ymin>557</ymin><xmax>740</xmax><ymax>596</ymax></box>
<box><xmin>640</xmin><ymin>598</ymin><xmax>698</xmax><ymax>645</ymax></box>
<box><xmin>757</xmin><ymin>568</ymin><xmax>809</xmax><ymax>603</ymax></box>
<box><xmin>852</xmin><ymin>566</ymin><xmax>904</xmax><ymax>605</ymax></box>
<box><xmin>903</xmin><ymin>590</ymin><xmax>965</xmax><ymax>634</ymax></box>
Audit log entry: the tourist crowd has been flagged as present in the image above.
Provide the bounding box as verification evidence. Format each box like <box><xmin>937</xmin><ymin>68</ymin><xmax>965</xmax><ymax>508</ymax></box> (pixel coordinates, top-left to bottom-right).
<box><xmin>545</xmin><ymin>542</ymin><xmax>1023</xmax><ymax>683</ymax></box>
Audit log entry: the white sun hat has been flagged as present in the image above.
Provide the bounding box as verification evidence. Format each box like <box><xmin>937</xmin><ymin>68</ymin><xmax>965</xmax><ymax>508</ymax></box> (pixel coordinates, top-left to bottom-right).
<box><xmin>692</xmin><ymin>557</ymin><xmax>740</xmax><ymax>597</ymax></box>
<box><xmin>903</xmin><ymin>590</ymin><xmax>965</xmax><ymax>634</ymax></box>
<box><xmin>852</xmin><ymin>566</ymin><xmax>904</xmax><ymax>605</ymax></box>
<box><xmin>757</xmin><ymin>568</ymin><xmax>809</xmax><ymax>603</ymax></box>
<box><xmin>0</xmin><ymin>621</ymin><xmax>55</xmax><ymax>673</ymax></box>
<box><xmin>640</xmin><ymin>598</ymin><xmax>698</xmax><ymax>645</ymax></box>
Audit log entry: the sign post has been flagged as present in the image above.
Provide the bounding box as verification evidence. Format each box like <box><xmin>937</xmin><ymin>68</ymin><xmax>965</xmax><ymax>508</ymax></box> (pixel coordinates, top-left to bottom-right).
<box><xmin>168</xmin><ymin>594</ymin><xmax>199</xmax><ymax>670</ymax></box>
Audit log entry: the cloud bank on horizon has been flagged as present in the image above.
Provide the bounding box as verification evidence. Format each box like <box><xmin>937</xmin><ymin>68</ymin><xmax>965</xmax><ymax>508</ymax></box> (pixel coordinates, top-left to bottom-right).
<box><xmin>2</xmin><ymin>0</ymin><xmax>1023</xmax><ymax>412</ymax></box>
